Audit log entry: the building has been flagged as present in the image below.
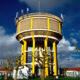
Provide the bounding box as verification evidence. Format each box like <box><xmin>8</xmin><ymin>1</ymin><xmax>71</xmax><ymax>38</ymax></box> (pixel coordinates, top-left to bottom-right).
<box><xmin>15</xmin><ymin>13</ymin><xmax>63</xmax><ymax>77</ymax></box>
<box><xmin>66</xmin><ymin>68</ymin><xmax>80</xmax><ymax>77</ymax></box>
<box><xmin>0</xmin><ymin>68</ymin><xmax>13</xmax><ymax>76</ymax></box>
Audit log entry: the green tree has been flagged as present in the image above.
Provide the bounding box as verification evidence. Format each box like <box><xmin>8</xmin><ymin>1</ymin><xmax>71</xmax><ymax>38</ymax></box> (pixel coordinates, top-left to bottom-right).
<box><xmin>4</xmin><ymin>56</ymin><xmax>13</xmax><ymax>80</ymax></box>
<box><xmin>35</xmin><ymin>47</ymin><xmax>51</xmax><ymax>80</ymax></box>
<box><xmin>14</xmin><ymin>56</ymin><xmax>21</xmax><ymax>80</ymax></box>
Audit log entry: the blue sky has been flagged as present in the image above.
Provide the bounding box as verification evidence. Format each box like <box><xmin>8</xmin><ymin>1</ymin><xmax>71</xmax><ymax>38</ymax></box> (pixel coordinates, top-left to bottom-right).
<box><xmin>0</xmin><ymin>0</ymin><xmax>80</xmax><ymax>68</ymax></box>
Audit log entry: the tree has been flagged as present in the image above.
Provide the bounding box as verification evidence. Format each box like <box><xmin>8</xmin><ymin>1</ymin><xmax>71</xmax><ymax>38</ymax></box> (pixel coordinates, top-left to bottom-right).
<box><xmin>35</xmin><ymin>47</ymin><xmax>51</xmax><ymax>80</ymax></box>
<box><xmin>4</xmin><ymin>56</ymin><xmax>13</xmax><ymax>80</ymax></box>
<box><xmin>73</xmin><ymin>42</ymin><xmax>80</xmax><ymax>53</ymax></box>
<box><xmin>14</xmin><ymin>56</ymin><xmax>21</xmax><ymax>80</ymax></box>
<box><xmin>63</xmin><ymin>66</ymin><xmax>66</xmax><ymax>77</ymax></box>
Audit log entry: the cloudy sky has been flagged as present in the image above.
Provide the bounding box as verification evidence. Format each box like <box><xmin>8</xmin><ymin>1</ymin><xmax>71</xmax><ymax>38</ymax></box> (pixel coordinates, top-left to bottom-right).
<box><xmin>0</xmin><ymin>0</ymin><xmax>80</xmax><ymax>68</ymax></box>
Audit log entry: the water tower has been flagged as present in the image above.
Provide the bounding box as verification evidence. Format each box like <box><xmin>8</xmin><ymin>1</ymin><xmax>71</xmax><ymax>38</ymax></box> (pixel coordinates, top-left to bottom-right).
<box><xmin>15</xmin><ymin>13</ymin><xmax>62</xmax><ymax>77</ymax></box>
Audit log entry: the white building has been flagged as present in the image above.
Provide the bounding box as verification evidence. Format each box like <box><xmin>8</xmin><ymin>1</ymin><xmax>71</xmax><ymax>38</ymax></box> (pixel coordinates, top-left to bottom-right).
<box><xmin>66</xmin><ymin>68</ymin><xmax>80</xmax><ymax>77</ymax></box>
<box><xmin>13</xmin><ymin>66</ymin><xmax>30</xmax><ymax>79</ymax></box>
<box><xmin>0</xmin><ymin>68</ymin><xmax>13</xmax><ymax>76</ymax></box>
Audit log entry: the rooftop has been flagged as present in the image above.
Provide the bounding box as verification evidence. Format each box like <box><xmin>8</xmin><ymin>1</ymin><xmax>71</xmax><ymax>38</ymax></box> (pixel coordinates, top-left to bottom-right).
<box><xmin>67</xmin><ymin>68</ymin><xmax>80</xmax><ymax>71</ymax></box>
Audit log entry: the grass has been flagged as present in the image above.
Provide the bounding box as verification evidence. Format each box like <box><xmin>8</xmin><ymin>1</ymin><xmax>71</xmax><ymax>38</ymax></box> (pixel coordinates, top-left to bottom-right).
<box><xmin>16</xmin><ymin>77</ymin><xmax>80</xmax><ymax>80</ymax></box>
<box><xmin>0</xmin><ymin>76</ymin><xmax>80</xmax><ymax>80</ymax></box>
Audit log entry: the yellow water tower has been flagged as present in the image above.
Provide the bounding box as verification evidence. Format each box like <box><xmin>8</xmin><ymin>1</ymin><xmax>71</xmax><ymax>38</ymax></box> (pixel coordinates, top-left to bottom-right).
<box><xmin>15</xmin><ymin>13</ymin><xmax>62</xmax><ymax>77</ymax></box>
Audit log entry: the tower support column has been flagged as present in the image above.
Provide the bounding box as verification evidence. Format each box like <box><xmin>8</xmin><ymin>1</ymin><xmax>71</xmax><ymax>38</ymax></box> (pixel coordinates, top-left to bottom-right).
<box><xmin>21</xmin><ymin>40</ymin><xmax>27</xmax><ymax>65</ymax></box>
<box><xmin>23</xmin><ymin>41</ymin><xmax>27</xmax><ymax>64</ymax></box>
<box><xmin>21</xmin><ymin>44</ymin><xmax>24</xmax><ymax>65</ymax></box>
<box><xmin>31</xmin><ymin>17</ymin><xmax>35</xmax><ymax>76</ymax></box>
<box><xmin>44</xmin><ymin>39</ymin><xmax>48</xmax><ymax>77</ymax></box>
<box><xmin>32</xmin><ymin>37</ymin><xmax>35</xmax><ymax>76</ymax></box>
<box><xmin>53</xmin><ymin>42</ymin><xmax>58</xmax><ymax>77</ymax></box>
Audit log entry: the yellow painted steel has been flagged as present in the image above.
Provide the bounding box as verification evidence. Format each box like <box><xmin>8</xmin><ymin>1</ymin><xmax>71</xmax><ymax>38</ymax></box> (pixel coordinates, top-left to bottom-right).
<box><xmin>44</xmin><ymin>39</ymin><xmax>48</xmax><ymax>77</ymax></box>
<box><xmin>18</xmin><ymin>21</ymin><xmax>21</xmax><ymax>34</ymax></box>
<box><xmin>20</xmin><ymin>35</ymin><xmax>27</xmax><ymax>65</ymax></box>
<box><xmin>31</xmin><ymin>17</ymin><xmax>33</xmax><ymax>30</ymax></box>
<box><xmin>21</xmin><ymin>44</ymin><xmax>24</xmax><ymax>65</ymax></box>
<box><xmin>32</xmin><ymin>38</ymin><xmax>35</xmax><ymax>74</ymax></box>
<box><xmin>44</xmin><ymin>17</ymin><xmax>50</xmax><ymax>76</ymax></box>
<box><xmin>48</xmin><ymin>18</ymin><xmax>50</xmax><ymax>31</ymax></box>
<box><xmin>31</xmin><ymin>17</ymin><xmax>35</xmax><ymax>75</ymax></box>
<box><xmin>59</xmin><ymin>22</ymin><xmax>62</xmax><ymax>34</ymax></box>
<box><xmin>46</xmin><ymin>18</ymin><xmax>50</xmax><ymax>39</ymax></box>
<box><xmin>23</xmin><ymin>41</ymin><xmax>27</xmax><ymax>64</ymax></box>
<box><xmin>53</xmin><ymin>42</ymin><xmax>58</xmax><ymax>76</ymax></box>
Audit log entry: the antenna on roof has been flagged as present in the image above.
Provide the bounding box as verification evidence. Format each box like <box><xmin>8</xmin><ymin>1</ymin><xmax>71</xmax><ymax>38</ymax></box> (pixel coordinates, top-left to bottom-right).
<box><xmin>15</xmin><ymin>12</ymin><xmax>19</xmax><ymax>24</ymax></box>
<box><xmin>27</xmin><ymin>8</ymin><xmax>29</xmax><ymax>14</ymax></box>
<box><xmin>61</xmin><ymin>13</ymin><xmax>64</xmax><ymax>21</ymax></box>
<box><xmin>16</xmin><ymin>12</ymin><xmax>19</xmax><ymax>19</ymax></box>
<box><xmin>21</xmin><ymin>9</ymin><xmax>24</xmax><ymax>16</ymax></box>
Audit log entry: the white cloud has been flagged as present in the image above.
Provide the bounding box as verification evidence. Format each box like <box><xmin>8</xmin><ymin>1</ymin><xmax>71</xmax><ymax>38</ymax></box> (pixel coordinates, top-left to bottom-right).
<box><xmin>57</xmin><ymin>37</ymin><xmax>75</xmax><ymax>53</ymax></box>
<box><xmin>19</xmin><ymin>0</ymin><xmax>70</xmax><ymax>12</ymax></box>
<box><xmin>57</xmin><ymin>37</ymin><xmax>80</xmax><ymax>68</ymax></box>
<box><xmin>58</xmin><ymin>56</ymin><xmax>80</xmax><ymax>68</ymax></box>
<box><xmin>0</xmin><ymin>26</ymin><xmax>21</xmax><ymax>59</ymax></box>
<box><xmin>0</xmin><ymin>27</ymin><xmax>5</xmax><ymax>35</ymax></box>
<box><xmin>70</xmin><ymin>30</ymin><xmax>80</xmax><ymax>37</ymax></box>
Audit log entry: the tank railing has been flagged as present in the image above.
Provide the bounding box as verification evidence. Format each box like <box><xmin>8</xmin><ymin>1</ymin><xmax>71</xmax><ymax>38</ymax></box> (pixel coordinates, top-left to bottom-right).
<box><xmin>25</xmin><ymin>49</ymin><xmax>54</xmax><ymax>57</ymax></box>
<box><xmin>25</xmin><ymin>49</ymin><xmax>54</xmax><ymax>53</ymax></box>
<box><xmin>15</xmin><ymin>11</ymin><xmax>62</xmax><ymax>24</ymax></box>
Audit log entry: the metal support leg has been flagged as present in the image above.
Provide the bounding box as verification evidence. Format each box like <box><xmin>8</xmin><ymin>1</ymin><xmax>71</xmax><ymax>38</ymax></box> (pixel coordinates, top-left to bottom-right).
<box><xmin>44</xmin><ymin>39</ymin><xmax>48</xmax><ymax>77</ymax></box>
<box><xmin>53</xmin><ymin>42</ymin><xmax>58</xmax><ymax>77</ymax></box>
<box><xmin>32</xmin><ymin>38</ymin><xmax>35</xmax><ymax>75</ymax></box>
<box><xmin>31</xmin><ymin>17</ymin><xmax>35</xmax><ymax>76</ymax></box>
<box><xmin>23</xmin><ymin>41</ymin><xmax>27</xmax><ymax>64</ymax></box>
<box><xmin>21</xmin><ymin>44</ymin><xmax>24</xmax><ymax>65</ymax></box>
<box><xmin>21</xmin><ymin>40</ymin><xmax>27</xmax><ymax>65</ymax></box>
